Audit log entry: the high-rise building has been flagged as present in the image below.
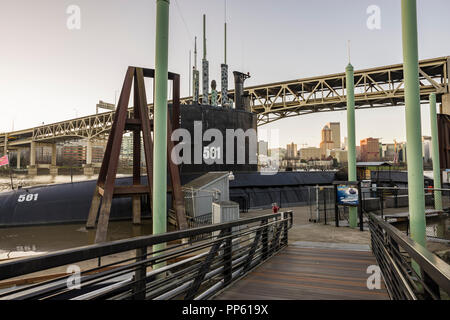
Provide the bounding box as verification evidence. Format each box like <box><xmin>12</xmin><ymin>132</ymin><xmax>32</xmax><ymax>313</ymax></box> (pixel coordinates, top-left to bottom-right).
<box><xmin>258</xmin><ymin>140</ymin><xmax>269</xmax><ymax>156</ymax></box>
<box><xmin>320</xmin><ymin>125</ymin><xmax>334</xmax><ymax>158</ymax></box>
<box><xmin>360</xmin><ymin>138</ymin><xmax>380</xmax><ymax>162</ymax></box>
<box><xmin>286</xmin><ymin>142</ymin><xmax>298</xmax><ymax>159</ymax></box>
<box><xmin>381</xmin><ymin>143</ymin><xmax>396</xmax><ymax>161</ymax></box>
<box><xmin>327</xmin><ymin>122</ymin><xmax>341</xmax><ymax>149</ymax></box>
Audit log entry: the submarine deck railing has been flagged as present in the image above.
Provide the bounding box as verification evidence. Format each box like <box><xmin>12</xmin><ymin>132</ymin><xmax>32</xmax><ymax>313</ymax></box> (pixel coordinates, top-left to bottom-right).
<box><xmin>368</xmin><ymin>212</ymin><xmax>450</xmax><ymax>300</ymax></box>
<box><xmin>0</xmin><ymin>211</ymin><xmax>293</xmax><ymax>300</ymax></box>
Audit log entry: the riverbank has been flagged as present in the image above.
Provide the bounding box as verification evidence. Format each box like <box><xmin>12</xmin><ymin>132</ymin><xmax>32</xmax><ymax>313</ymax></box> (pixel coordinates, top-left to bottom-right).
<box><xmin>0</xmin><ymin>173</ymin><xmax>131</xmax><ymax>193</ymax></box>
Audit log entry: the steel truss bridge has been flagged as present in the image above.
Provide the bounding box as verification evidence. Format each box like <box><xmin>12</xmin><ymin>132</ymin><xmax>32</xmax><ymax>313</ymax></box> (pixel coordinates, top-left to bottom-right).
<box><xmin>1</xmin><ymin>56</ymin><xmax>449</xmax><ymax>148</ymax></box>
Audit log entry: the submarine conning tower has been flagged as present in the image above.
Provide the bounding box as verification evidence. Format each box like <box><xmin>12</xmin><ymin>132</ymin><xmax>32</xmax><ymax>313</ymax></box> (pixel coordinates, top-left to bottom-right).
<box><xmin>233</xmin><ymin>71</ymin><xmax>251</xmax><ymax>112</ymax></box>
<box><xmin>169</xmin><ymin>103</ymin><xmax>258</xmax><ymax>175</ymax></box>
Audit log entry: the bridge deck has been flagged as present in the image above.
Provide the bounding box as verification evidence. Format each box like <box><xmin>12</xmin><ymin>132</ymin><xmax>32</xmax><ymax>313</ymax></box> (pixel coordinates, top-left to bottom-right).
<box><xmin>215</xmin><ymin>242</ymin><xmax>389</xmax><ymax>300</ymax></box>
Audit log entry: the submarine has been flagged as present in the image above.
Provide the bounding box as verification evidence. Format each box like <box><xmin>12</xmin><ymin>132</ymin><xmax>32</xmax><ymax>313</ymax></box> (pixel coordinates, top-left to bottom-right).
<box><xmin>0</xmin><ymin>99</ymin><xmax>259</xmax><ymax>227</ymax></box>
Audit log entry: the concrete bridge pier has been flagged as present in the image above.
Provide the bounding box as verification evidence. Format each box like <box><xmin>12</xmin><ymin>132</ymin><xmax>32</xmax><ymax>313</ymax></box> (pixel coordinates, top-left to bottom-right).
<box><xmin>16</xmin><ymin>149</ymin><xmax>21</xmax><ymax>169</ymax></box>
<box><xmin>28</xmin><ymin>141</ymin><xmax>37</xmax><ymax>175</ymax></box>
<box><xmin>442</xmin><ymin>93</ymin><xmax>450</xmax><ymax>115</ymax></box>
<box><xmin>49</xmin><ymin>143</ymin><xmax>58</xmax><ymax>175</ymax></box>
<box><xmin>83</xmin><ymin>139</ymin><xmax>94</xmax><ymax>176</ymax></box>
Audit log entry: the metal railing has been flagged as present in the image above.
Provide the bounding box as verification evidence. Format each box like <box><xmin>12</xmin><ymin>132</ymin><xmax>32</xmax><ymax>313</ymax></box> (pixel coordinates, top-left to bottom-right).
<box><xmin>0</xmin><ymin>211</ymin><xmax>293</xmax><ymax>300</ymax></box>
<box><xmin>307</xmin><ymin>185</ymin><xmax>336</xmax><ymax>224</ymax></box>
<box><xmin>361</xmin><ymin>186</ymin><xmax>450</xmax><ymax>216</ymax></box>
<box><xmin>368</xmin><ymin>212</ymin><xmax>450</xmax><ymax>300</ymax></box>
<box><xmin>230</xmin><ymin>185</ymin><xmax>332</xmax><ymax>213</ymax></box>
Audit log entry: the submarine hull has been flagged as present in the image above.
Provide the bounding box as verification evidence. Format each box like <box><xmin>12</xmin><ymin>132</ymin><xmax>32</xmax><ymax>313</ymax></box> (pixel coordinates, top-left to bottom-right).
<box><xmin>0</xmin><ymin>105</ymin><xmax>257</xmax><ymax>227</ymax></box>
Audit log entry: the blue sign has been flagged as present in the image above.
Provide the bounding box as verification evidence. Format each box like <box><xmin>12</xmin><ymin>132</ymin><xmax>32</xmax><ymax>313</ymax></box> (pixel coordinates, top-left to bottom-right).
<box><xmin>337</xmin><ymin>185</ymin><xmax>359</xmax><ymax>206</ymax></box>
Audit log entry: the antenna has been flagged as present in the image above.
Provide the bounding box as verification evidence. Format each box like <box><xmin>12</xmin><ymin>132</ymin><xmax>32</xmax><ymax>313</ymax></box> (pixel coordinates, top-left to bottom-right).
<box><xmin>224</xmin><ymin>0</ymin><xmax>227</xmax><ymax>64</ymax></box>
<box><xmin>203</xmin><ymin>14</ymin><xmax>206</xmax><ymax>60</ymax></box>
<box><xmin>194</xmin><ymin>36</ymin><xmax>197</xmax><ymax>69</ymax></box>
<box><xmin>347</xmin><ymin>40</ymin><xmax>351</xmax><ymax>64</ymax></box>
<box><xmin>189</xmin><ymin>50</ymin><xmax>192</xmax><ymax>97</ymax></box>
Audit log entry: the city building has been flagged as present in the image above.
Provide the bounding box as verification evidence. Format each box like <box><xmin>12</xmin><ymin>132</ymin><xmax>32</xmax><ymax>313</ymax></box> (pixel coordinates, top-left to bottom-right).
<box><xmin>320</xmin><ymin>125</ymin><xmax>334</xmax><ymax>158</ymax></box>
<box><xmin>327</xmin><ymin>122</ymin><xmax>341</xmax><ymax>149</ymax></box>
<box><xmin>286</xmin><ymin>142</ymin><xmax>298</xmax><ymax>159</ymax></box>
<box><xmin>63</xmin><ymin>145</ymin><xmax>86</xmax><ymax>165</ymax></box>
<box><xmin>281</xmin><ymin>159</ymin><xmax>307</xmax><ymax>170</ymax></box>
<box><xmin>300</xmin><ymin>147</ymin><xmax>321</xmax><ymax>161</ymax></box>
<box><xmin>268</xmin><ymin>148</ymin><xmax>286</xmax><ymax>159</ymax></box>
<box><xmin>119</xmin><ymin>134</ymin><xmax>146</xmax><ymax>166</ymax></box>
<box><xmin>380</xmin><ymin>143</ymin><xmax>396</xmax><ymax>161</ymax></box>
<box><xmin>35</xmin><ymin>145</ymin><xmax>53</xmax><ymax>164</ymax></box>
<box><xmin>327</xmin><ymin>149</ymin><xmax>348</xmax><ymax>163</ymax></box>
<box><xmin>121</xmin><ymin>134</ymin><xmax>133</xmax><ymax>159</ymax></box>
<box><xmin>92</xmin><ymin>139</ymin><xmax>107</xmax><ymax>163</ymax></box>
<box><xmin>258</xmin><ymin>140</ymin><xmax>269</xmax><ymax>156</ymax></box>
<box><xmin>308</xmin><ymin>159</ymin><xmax>334</xmax><ymax>168</ymax></box>
<box><xmin>360</xmin><ymin>138</ymin><xmax>380</xmax><ymax>162</ymax></box>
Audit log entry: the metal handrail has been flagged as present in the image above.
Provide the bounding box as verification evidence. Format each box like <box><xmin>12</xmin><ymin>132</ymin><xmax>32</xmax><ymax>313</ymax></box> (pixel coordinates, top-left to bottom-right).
<box><xmin>368</xmin><ymin>212</ymin><xmax>450</xmax><ymax>299</ymax></box>
<box><xmin>0</xmin><ymin>212</ymin><xmax>283</xmax><ymax>281</ymax></box>
<box><xmin>0</xmin><ymin>211</ymin><xmax>293</xmax><ymax>300</ymax></box>
<box><xmin>367</xmin><ymin>186</ymin><xmax>450</xmax><ymax>192</ymax></box>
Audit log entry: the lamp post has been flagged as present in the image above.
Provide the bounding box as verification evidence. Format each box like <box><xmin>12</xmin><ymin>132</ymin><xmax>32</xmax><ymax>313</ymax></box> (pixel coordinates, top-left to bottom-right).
<box><xmin>401</xmin><ymin>0</ymin><xmax>426</xmax><ymax>248</ymax></box>
<box><xmin>153</xmin><ymin>0</ymin><xmax>170</xmax><ymax>266</ymax></box>
<box><xmin>346</xmin><ymin>63</ymin><xmax>357</xmax><ymax>228</ymax></box>
<box><xmin>429</xmin><ymin>93</ymin><xmax>442</xmax><ymax>211</ymax></box>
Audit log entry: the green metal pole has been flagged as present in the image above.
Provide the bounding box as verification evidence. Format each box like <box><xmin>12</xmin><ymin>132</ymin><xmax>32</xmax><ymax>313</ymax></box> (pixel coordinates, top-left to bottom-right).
<box><xmin>346</xmin><ymin>63</ymin><xmax>357</xmax><ymax>228</ymax></box>
<box><xmin>203</xmin><ymin>14</ymin><xmax>206</xmax><ymax>60</ymax></box>
<box><xmin>429</xmin><ymin>93</ymin><xmax>443</xmax><ymax>211</ymax></box>
<box><xmin>401</xmin><ymin>0</ymin><xmax>426</xmax><ymax>248</ymax></box>
<box><xmin>224</xmin><ymin>22</ymin><xmax>227</xmax><ymax>65</ymax></box>
<box><xmin>153</xmin><ymin>0</ymin><xmax>170</xmax><ymax>263</ymax></box>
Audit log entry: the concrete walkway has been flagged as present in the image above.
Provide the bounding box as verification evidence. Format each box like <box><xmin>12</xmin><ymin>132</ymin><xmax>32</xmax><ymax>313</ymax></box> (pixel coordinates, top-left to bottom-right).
<box><xmin>243</xmin><ymin>205</ymin><xmax>372</xmax><ymax>245</ymax></box>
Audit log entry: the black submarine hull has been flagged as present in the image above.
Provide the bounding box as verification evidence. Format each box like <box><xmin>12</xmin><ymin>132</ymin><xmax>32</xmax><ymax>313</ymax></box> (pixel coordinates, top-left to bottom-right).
<box><xmin>0</xmin><ymin>177</ymin><xmax>154</xmax><ymax>227</ymax></box>
<box><xmin>0</xmin><ymin>171</ymin><xmax>341</xmax><ymax>227</ymax></box>
<box><xmin>0</xmin><ymin>104</ymin><xmax>259</xmax><ymax>227</ymax></box>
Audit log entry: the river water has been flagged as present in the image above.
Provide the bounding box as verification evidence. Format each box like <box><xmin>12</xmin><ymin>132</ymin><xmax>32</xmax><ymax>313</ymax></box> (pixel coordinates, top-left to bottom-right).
<box><xmin>0</xmin><ymin>220</ymin><xmax>160</xmax><ymax>259</ymax></box>
<box><xmin>0</xmin><ymin>174</ymin><xmax>124</xmax><ymax>193</ymax></box>
<box><xmin>0</xmin><ymin>174</ymin><xmax>156</xmax><ymax>260</ymax></box>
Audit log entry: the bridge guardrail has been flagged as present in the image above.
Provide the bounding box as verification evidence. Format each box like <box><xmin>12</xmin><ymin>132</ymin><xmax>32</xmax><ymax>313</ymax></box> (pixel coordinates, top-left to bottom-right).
<box><xmin>0</xmin><ymin>211</ymin><xmax>293</xmax><ymax>300</ymax></box>
<box><xmin>368</xmin><ymin>212</ymin><xmax>450</xmax><ymax>300</ymax></box>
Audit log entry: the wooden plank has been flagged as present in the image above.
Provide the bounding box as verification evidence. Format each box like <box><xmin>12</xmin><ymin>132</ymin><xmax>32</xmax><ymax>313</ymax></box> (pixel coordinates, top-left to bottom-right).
<box><xmin>215</xmin><ymin>245</ymin><xmax>390</xmax><ymax>300</ymax></box>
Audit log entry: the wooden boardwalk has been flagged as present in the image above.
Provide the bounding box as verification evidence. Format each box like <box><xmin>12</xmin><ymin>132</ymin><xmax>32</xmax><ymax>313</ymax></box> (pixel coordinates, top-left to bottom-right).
<box><xmin>216</xmin><ymin>242</ymin><xmax>389</xmax><ymax>300</ymax></box>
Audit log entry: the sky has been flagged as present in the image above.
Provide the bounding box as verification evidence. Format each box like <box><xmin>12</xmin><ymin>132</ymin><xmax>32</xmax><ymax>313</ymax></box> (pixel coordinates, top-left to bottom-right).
<box><xmin>1</xmin><ymin>0</ymin><xmax>449</xmax><ymax>148</ymax></box>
